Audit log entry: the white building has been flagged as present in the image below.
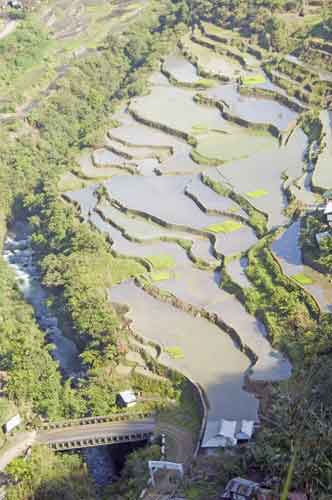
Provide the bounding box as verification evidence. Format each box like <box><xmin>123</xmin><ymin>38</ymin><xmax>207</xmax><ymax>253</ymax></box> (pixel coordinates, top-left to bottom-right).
<box><xmin>324</xmin><ymin>201</ymin><xmax>332</xmax><ymax>226</ymax></box>
<box><xmin>118</xmin><ymin>390</ymin><xmax>137</xmax><ymax>408</ymax></box>
<box><xmin>202</xmin><ymin>418</ymin><xmax>255</xmax><ymax>448</ymax></box>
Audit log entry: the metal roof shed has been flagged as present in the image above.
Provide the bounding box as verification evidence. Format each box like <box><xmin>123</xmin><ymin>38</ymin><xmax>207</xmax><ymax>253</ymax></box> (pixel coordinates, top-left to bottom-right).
<box><xmin>221</xmin><ymin>477</ymin><xmax>261</xmax><ymax>499</ymax></box>
<box><xmin>218</xmin><ymin>419</ymin><xmax>237</xmax><ymax>446</ymax></box>
<box><xmin>236</xmin><ymin>420</ymin><xmax>254</xmax><ymax>442</ymax></box>
<box><xmin>324</xmin><ymin>201</ymin><xmax>332</xmax><ymax>214</ymax></box>
<box><xmin>118</xmin><ymin>390</ymin><xmax>137</xmax><ymax>408</ymax></box>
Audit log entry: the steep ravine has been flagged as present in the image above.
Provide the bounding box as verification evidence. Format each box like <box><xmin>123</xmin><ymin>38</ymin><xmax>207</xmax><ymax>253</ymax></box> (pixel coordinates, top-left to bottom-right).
<box><xmin>3</xmin><ymin>222</ymin><xmax>116</xmax><ymax>488</ymax></box>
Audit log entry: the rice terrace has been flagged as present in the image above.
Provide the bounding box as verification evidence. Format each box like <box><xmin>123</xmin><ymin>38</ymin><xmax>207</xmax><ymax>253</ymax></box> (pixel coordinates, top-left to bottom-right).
<box><xmin>0</xmin><ymin>0</ymin><xmax>332</xmax><ymax>499</ymax></box>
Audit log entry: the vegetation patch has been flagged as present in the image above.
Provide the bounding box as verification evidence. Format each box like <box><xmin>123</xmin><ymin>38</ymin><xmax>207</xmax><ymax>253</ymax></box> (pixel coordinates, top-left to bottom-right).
<box><xmin>191</xmin><ymin>123</ymin><xmax>210</xmax><ymax>135</ymax></box>
<box><xmin>201</xmin><ymin>174</ymin><xmax>268</xmax><ymax>237</ymax></box>
<box><xmin>196</xmin><ymin>78</ymin><xmax>216</xmax><ymax>89</ymax></box>
<box><xmin>205</xmin><ymin>220</ymin><xmax>242</xmax><ymax>233</ymax></box>
<box><xmin>241</xmin><ymin>74</ymin><xmax>266</xmax><ymax>86</ymax></box>
<box><xmin>166</xmin><ymin>346</ymin><xmax>185</xmax><ymax>359</ymax></box>
<box><xmin>195</xmin><ymin>130</ymin><xmax>277</xmax><ymax>163</ymax></box>
<box><xmin>150</xmin><ymin>270</ymin><xmax>172</xmax><ymax>282</ymax></box>
<box><xmin>146</xmin><ymin>254</ymin><xmax>176</xmax><ymax>270</ymax></box>
<box><xmin>292</xmin><ymin>273</ymin><xmax>314</xmax><ymax>286</ymax></box>
<box><xmin>246</xmin><ymin>189</ymin><xmax>269</xmax><ymax>198</ymax></box>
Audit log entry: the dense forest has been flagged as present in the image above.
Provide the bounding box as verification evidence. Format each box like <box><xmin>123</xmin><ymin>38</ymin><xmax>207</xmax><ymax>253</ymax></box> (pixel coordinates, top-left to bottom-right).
<box><xmin>0</xmin><ymin>0</ymin><xmax>332</xmax><ymax>498</ymax></box>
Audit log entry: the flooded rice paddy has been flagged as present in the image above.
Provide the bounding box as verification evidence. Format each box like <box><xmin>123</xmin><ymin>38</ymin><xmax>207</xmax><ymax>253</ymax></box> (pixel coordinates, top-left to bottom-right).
<box><xmin>163</xmin><ymin>50</ymin><xmax>200</xmax><ymax>84</ymax></box>
<box><xmin>111</xmin><ymin>282</ymin><xmax>259</xmax><ymax>423</ymax></box>
<box><xmin>182</xmin><ymin>36</ymin><xmax>245</xmax><ymax>80</ymax></box>
<box><xmin>272</xmin><ymin>221</ymin><xmax>332</xmax><ymax>313</ymax></box>
<box><xmin>312</xmin><ymin>110</ymin><xmax>332</xmax><ymax>192</ymax></box>
<box><xmin>205</xmin><ymin>83</ymin><xmax>298</xmax><ymax>131</ymax></box>
<box><xmin>63</xmin><ymin>26</ymin><xmax>330</xmax><ymax>447</ymax></box>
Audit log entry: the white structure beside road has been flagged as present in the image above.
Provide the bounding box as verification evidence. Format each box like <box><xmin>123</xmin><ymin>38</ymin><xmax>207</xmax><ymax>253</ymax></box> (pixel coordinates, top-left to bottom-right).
<box><xmin>202</xmin><ymin>418</ymin><xmax>255</xmax><ymax>448</ymax></box>
<box><xmin>4</xmin><ymin>414</ymin><xmax>22</xmax><ymax>434</ymax></box>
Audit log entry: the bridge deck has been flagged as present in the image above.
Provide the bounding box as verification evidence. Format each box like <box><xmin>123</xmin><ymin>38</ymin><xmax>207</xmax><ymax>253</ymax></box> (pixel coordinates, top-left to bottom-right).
<box><xmin>36</xmin><ymin>418</ymin><xmax>156</xmax><ymax>450</ymax></box>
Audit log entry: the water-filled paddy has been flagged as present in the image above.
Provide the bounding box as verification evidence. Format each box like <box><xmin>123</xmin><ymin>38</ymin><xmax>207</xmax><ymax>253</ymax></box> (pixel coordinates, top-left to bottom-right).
<box><xmin>226</xmin><ymin>257</ymin><xmax>251</xmax><ymax>288</ymax></box>
<box><xmin>97</xmin><ymin>203</ymin><xmax>215</xmax><ymax>262</ymax></box>
<box><xmin>158</xmin><ymin>142</ymin><xmax>205</xmax><ymax>174</ymax></box>
<box><xmin>109</xmin><ymin>112</ymin><xmax>184</xmax><ymax>149</ymax></box>
<box><xmin>93</xmin><ymin>147</ymin><xmax>133</xmax><ymax>167</ymax></box>
<box><xmin>207</xmin><ymin>128</ymin><xmax>307</xmax><ymax>228</ymax></box>
<box><xmin>206</xmin><ymin>83</ymin><xmax>298</xmax><ymax>131</ymax></box>
<box><xmin>65</xmin><ymin>185</ymin><xmax>98</xmax><ymax>219</ymax></box>
<box><xmin>163</xmin><ymin>50</ymin><xmax>200</xmax><ymax>84</ymax></box>
<box><xmin>185</xmin><ymin>175</ymin><xmax>248</xmax><ymax>218</ymax></box>
<box><xmin>61</xmin><ymin>40</ymin><xmax>321</xmax><ymax>445</ymax></box>
<box><xmin>105</xmin><ymin>175</ymin><xmax>233</xmax><ymax>231</ymax></box>
<box><xmin>105</xmin><ymin>137</ymin><xmax>164</xmax><ymax>161</ymax></box>
<box><xmin>155</xmin><ymin>267</ymin><xmax>291</xmax><ymax>381</ymax></box>
<box><xmin>79</xmin><ymin>150</ymin><xmax>136</xmax><ymax>178</ymax></box>
<box><xmin>110</xmin><ymin>281</ymin><xmax>259</xmax><ymax>425</ymax></box>
<box><xmin>195</xmin><ymin>128</ymin><xmax>278</xmax><ymax>163</ymax></box>
<box><xmin>130</xmin><ymin>85</ymin><xmax>231</xmax><ymax>136</ymax></box>
<box><xmin>312</xmin><ymin>110</ymin><xmax>332</xmax><ymax>192</ymax></box>
<box><xmin>272</xmin><ymin>221</ymin><xmax>332</xmax><ymax>313</ymax></box>
<box><xmin>182</xmin><ymin>37</ymin><xmax>244</xmax><ymax>80</ymax></box>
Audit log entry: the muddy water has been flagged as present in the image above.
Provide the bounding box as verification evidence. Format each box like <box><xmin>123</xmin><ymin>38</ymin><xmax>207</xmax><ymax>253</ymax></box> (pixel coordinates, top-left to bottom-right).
<box><xmin>111</xmin><ymin>281</ymin><xmax>259</xmax><ymax>424</ymax></box>
<box><xmin>163</xmin><ymin>50</ymin><xmax>200</xmax><ymax>84</ymax></box>
<box><xmin>78</xmin><ymin>150</ymin><xmax>135</xmax><ymax>179</ymax></box>
<box><xmin>226</xmin><ymin>257</ymin><xmax>251</xmax><ymax>289</ymax></box>
<box><xmin>312</xmin><ymin>110</ymin><xmax>332</xmax><ymax>192</ymax></box>
<box><xmin>206</xmin><ymin>83</ymin><xmax>298</xmax><ymax>131</ymax></box>
<box><xmin>105</xmin><ymin>175</ymin><xmax>239</xmax><ymax>230</ymax></box>
<box><xmin>183</xmin><ymin>37</ymin><xmax>244</xmax><ymax>80</ymax></box>
<box><xmin>130</xmin><ymin>84</ymin><xmax>231</xmax><ymax>135</ymax></box>
<box><xmin>185</xmin><ymin>181</ymin><xmax>233</xmax><ymax>213</ymax></box>
<box><xmin>207</xmin><ymin>127</ymin><xmax>307</xmax><ymax>228</ymax></box>
<box><xmin>272</xmin><ymin>221</ymin><xmax>332</xmax><ymax>313</ymax></box>
<box><xmin>110</xmin><ymin>112</ymin><xmax>185</xmax><ymax>148</ymax></box>
<box><xmin>155</xmin><ymin>267</ymin><xmax>291</xmax><ymax>381</ymax></box>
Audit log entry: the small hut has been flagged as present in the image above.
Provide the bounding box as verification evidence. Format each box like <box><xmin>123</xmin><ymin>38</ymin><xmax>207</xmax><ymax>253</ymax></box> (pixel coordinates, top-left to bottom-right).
<box><xmin>117</xmin><ymin>390</ymin><xmax>137</xmax><ymax>408</ymax></box>
<box><xmin>236</xmin><ymin>420</ymin><xmax>255</xmax><ymax>444</ymax></box>
<box><xmin>220</xmin><ymin>477</ymin><xmax>274</xmax><ymax>499</ymax></box>
<box><xmin>324</xmin><ymin>201</ymin><xmax>332</xmax><ymax>226</ymax></box>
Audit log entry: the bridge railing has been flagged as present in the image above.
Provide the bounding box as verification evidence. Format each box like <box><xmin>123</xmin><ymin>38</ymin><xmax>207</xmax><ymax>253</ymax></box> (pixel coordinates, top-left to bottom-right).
<box><xmin>39</xmin><ymin>411</ymin><xmax>155</xmax><ymax>431</ymax></box>
<box><xmin>49</xmin><ymin>431</ymin><xmax>155</xmax><ymax>451</ymax></box>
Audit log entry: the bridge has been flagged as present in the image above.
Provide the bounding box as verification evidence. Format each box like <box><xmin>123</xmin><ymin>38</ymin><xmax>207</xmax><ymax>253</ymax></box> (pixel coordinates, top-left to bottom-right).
<box><xmin>35</xmin><ymin>412</ymin><xmax>156</xmax><ymax>451</ymax></box>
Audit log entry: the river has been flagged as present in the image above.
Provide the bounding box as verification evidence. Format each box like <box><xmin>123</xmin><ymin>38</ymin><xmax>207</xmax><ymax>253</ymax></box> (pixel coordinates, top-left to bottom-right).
<box><xmin>3</xmin><ymin>221</ymin><xmax>115</xmax><ymax>488</ymax></box>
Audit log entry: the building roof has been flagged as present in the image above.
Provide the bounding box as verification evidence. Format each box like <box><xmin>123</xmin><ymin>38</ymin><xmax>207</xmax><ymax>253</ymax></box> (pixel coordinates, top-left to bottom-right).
<box><xmin>202</xmin><ymin>419</ymin><xmax>238</xmax><ymax>448</ymax></box>
<box><xmin>119</xmin><ymin>390</ymin><xmax>136</xmax><ymax>404</ymax></box>
<box><xmin>218</xmin><ymin>419</ymin><xmax>237</xmax><ymax>438</ymax></box>
<box><xmin>237</xmin><ymin>420</ymin><xmax>254</xmax><ymax>440</ymax></box>
<box><xmin>324</xmin><ymin>201</ymin><xmax>332</xmax><ymax>214</ymax></box>
<box><xmin>221</xmin><ymin>477</ymin><xmax>260</xmax><ymax>499</ymax></box>
<box><xmin>202</xmin><ymin>419</ymin><xmax>257</xmax><ymax>448</ymax></box>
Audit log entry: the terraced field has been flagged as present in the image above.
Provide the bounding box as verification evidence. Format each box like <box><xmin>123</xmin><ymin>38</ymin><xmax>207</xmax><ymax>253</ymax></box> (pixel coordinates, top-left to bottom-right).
<box><xmin>64</xmin><ymin>23</ymin><xmax>332</xmax><ymax>449</ymax></box>
<box><xmin>0</xmin><ymin>0</ymin><xmax>149</xmax><ymax>114</ymax></box>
